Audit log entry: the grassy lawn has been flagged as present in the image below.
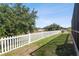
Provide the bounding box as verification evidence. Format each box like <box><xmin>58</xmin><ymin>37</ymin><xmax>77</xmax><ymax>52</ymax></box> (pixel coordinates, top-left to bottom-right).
<box><xmin>1</xmin><ymin>33</ymin><xmax>60</xmax><ymax>56</ymax></box>
<box><xmin>31</xmin><ymin>33</ymin><xmax>76</xmax><ymax>56</ymax></box>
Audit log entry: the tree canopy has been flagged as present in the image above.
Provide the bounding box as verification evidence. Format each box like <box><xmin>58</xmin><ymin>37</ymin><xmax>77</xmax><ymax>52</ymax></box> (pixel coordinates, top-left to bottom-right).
<box><xmin>44</xmin><ymin>23</ymin><xmax>63</xmax><ymax>31</ymax></box>
<box><xmin>0</xmin><ymin>3</ymin><xmax>37</xmax><ymax>37</ymax></box>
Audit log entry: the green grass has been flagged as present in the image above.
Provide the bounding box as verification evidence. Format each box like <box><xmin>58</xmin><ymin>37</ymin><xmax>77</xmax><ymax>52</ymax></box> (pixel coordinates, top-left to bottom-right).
<box><xmin>33</xmin><ymin>34</ymin><xmax>61</xmax><ymax>47</ymax></box>
<box><xmin>31</xmin><ymin>33</ymin><xmax>76</xmax><ymax>56</ymax></box>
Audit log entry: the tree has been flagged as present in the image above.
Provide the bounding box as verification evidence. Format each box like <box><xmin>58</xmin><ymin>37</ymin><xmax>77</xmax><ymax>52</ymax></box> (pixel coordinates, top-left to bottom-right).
<box><xmin>44</xmin><ymin>23</ymin><xmax>62</xmax><ymax>31</ymax></box>
<box><xmin>0</xmin><ymin>3</ymin><xmax>37</xmax><ymax>37</ymax></box>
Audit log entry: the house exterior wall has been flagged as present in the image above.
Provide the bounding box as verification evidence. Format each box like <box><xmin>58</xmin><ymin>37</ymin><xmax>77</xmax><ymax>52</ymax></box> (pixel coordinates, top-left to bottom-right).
<box><xmin>72</xmin><ymin>3</ymin><xmax>79</xmax><ymax>50</ymax></box>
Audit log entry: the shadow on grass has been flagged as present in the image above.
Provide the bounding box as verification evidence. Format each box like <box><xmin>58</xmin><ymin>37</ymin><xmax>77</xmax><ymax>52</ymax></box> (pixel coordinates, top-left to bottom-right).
<box><xmin>30</xmin><ymin>33</ymin><xmax>76</xmax><ymax>56</ymax></box>
<box><xmin>56</xmin><ymin>34</ymin><xmax>76</xmax><ymax>56</ymax></box>
<box><xmin>56</xmin><ymin>44</ymin><xmax>76</xmax><ymax>56</ymax></box>
<box><xmin>30</xmin><ymin>35</ymin><xmax>60</xmax><ymax>56</ymax></box>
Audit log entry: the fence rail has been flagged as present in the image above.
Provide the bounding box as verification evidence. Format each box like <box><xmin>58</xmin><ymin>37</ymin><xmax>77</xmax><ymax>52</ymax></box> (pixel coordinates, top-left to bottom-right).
<box><xmin>0</xmin><ymin>30</ymin><xmax>60</xmax><ymax>55</ymax></box>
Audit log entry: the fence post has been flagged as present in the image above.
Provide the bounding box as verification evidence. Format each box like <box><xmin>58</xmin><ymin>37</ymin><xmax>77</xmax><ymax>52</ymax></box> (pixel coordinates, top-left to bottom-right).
<box><xmin>28</xmin><ymin>32</ymin><xmax>31</xmax><ymax>43</ymax></box>
<box><xmin>1</xmin><ymin>38</ymin><xmax>4</xmax><ymax>53</ymax></box>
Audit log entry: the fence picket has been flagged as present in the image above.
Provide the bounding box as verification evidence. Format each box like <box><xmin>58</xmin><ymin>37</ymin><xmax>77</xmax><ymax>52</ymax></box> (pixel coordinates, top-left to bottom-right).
<box><xmin>10</xmin><ymin>38</ymin><xmax>11</xmax><ymax>50</ymax></box>
<box><xmin>15</xmin><ymin>38</ymin><xmax>16</xmax><ymax>48</ymax></box>
<box><xmin>7</xmin><ymin>39</ymin><xmax>9</xmax><ymax>51</ymax></box>
<box><xmin>4</xmin><ymin>39</ymin><xmax>6</xmax><ymax>52</ymax></box>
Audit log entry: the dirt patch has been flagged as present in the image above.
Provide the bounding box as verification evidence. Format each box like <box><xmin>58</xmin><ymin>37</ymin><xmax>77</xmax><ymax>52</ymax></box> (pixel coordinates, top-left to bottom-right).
<box><xmin>19</xmin><ymin>44</ymin><xmax>39</xmax><ymax>56</ymax></box>
<box><xmin>2</xmin><ymin>43</ymin><xmax>39</xmax><ymax>56</ymax></box>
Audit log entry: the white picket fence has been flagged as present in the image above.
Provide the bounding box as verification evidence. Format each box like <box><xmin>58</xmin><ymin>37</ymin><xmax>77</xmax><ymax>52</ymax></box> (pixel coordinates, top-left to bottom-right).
<box><xmin>0</xmin><ymin>30</ymin><xmax>60</xmax><ymax>55</ymax></box>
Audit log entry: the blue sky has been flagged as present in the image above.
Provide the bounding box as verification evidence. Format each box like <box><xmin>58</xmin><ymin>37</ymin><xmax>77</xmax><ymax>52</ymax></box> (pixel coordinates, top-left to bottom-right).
<box><xmin>26</xmin><ymin>3</ymin><xmax>74</xmax><ymax>28</ymax></box>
